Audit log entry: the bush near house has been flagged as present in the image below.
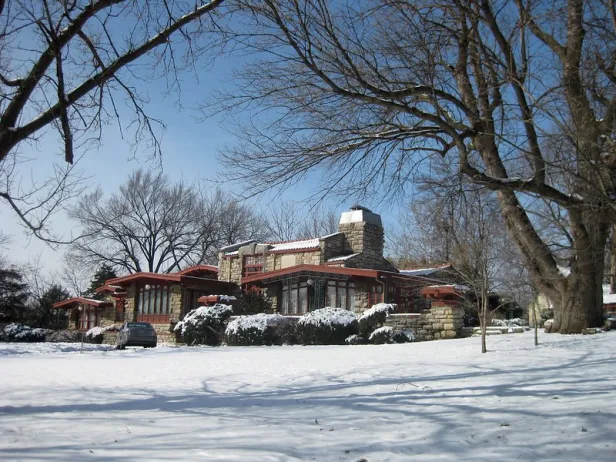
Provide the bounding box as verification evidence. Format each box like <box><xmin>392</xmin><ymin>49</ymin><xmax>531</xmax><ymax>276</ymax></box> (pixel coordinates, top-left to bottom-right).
<box><xmin>369</xmin><ymin>326</ymin><xmax>395</xmax><ymax>344</ymax></box>
<box><xmin>358</xmin><ymin>303</ymin><xmax>396</xmax><ymax>338</ymax></box>
<box><xmin>345</xmin><ymin>334</ymin><xmax>367</xmax><ymax>345</ymax></box>
<box><xmin>225</xmin><ymin>313</ymin><xmax>294</xmax><ymax>346</ymax></box>
<box><xmin>174</xmin><ymin>304</ymin><xmax>233</xmax><ymax>346</ymax></box>
<box><xmin>2</xmin><ymin>323</ymin><xmax>49</xmax><ymax>342</ymax></box>
<box><xmin>296</xmin><ymin>307</ymin><xmax>358</xmax><ymax>345</ymax></box>
<box><xmin>85</xmin><ymin>326</ymin><xmax>117</xmax><ymax>344</ymax></box>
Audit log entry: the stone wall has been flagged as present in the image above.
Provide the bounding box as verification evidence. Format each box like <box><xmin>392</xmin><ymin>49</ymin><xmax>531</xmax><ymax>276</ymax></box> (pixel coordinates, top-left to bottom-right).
<box><xmin>338</xmin><ymin>221</ymin><xmax>391</xmax><ymax>270</ymax></box>
<box><xmin>320</xmin><ymin>233</ymin><xmax>347</xmax><ymax>260</ymax></box>
<box><xmin>219</xmin><ymin>255</ymin><xmax>241</xmax><ymax>284</ymax></box>
<box><xmin>384</xmin><ymin>302</ymin><xmax>464</xmax><ymax>341</ymax></box>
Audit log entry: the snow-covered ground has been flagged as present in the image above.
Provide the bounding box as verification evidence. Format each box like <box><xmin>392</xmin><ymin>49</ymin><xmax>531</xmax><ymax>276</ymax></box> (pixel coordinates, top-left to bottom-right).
<box><xmin>1</xmin><ymin>332</ymin><xmax>615</xmax><ymax>461</ymax></box>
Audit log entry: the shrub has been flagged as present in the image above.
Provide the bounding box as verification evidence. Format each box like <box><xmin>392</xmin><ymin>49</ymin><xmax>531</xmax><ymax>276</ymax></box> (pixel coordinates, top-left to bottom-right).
<box><xmin>236</xmin><ymin>291</ymin><xmax>272</xmax><ymax>315</ymax></box>
<box><xmin>226</xmin><ymin>313</ymin><xmax>294</xmax><ymax>346</ymax></box>
<box><xmin>358</xmin><ymin>303</ymin><xmax>396</xmax><ymax>338</ymax></box>
<box><xmin>2</xmin><ymin>323</ymin><xmax>49</xmax><ymax>342</ymax></box>
<box><xmin>392</xmin><ymin>329</ymin><xmax>415</xmax><ymax>343</ymax></box>
<box><xmin>85</xmin><ymin>326</ymin><xmax>117</xmax><ymax>344</ymax></box>
<box><xmin>492</xmin><ymin>318</ymin><xmax>526</xmax><ymax>327</ymax></box>
<box><xmin>369</xmin><ymin>326</ymin><xmax>395</xmax><ymax>344</ymax></box>
<box><xmin>345</xmin><ymin>334</ymin><xmax>367</xmax><ymax>345</ymax></box>
<box><xmin>174</xmin><ymin>304</ymin><xmax>233</xmax><ymax>346</ymax></box>
<box><xmin>296</xmin><ymin>307</ymin><xmax>358</xmax><ymax>345</ymax></box>
<box><xmin>45</xmin><ymin>330</ymin><xmax>82</xmax><ymax>343</ymax></box>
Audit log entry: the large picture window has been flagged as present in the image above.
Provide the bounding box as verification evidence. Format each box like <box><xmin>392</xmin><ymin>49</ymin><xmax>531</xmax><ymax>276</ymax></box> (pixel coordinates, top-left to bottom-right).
<box><xmin>326</xmin><ymin>281</ymin><xmax>354</xmax><ymax>310</ymax></box>
<box><xmin>137</xmin><ymin>285</ymin><xmax>171</xmax><ymax>315</ymax></box>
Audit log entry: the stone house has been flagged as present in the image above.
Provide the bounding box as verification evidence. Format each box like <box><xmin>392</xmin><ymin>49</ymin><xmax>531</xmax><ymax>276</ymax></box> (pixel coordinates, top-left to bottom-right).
<box><xmin>218</xmin><ymin>205</ymin><xmax>454</xmax><ymax>318</ymax></box>
<box><xmin>53</xmin><ymin>265</ymin><xmax>238</xmax><ymax>343</ymax></box>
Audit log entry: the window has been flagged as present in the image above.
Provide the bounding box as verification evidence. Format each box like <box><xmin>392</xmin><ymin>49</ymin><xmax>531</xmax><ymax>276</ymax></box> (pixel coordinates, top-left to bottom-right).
<box><xmin>137</xmin><ymin>285</ymin><xmax>171</xmax><ymax>315</ymax></box>
<box><xmin>385</xmin><ymin>285</ymin><xmax>426</xmax><ymax>313</ymax></box>
<box><xmin>243</xmin><ymin>255</ymin><xmax>264</xmax><ymax>276</ymax></box>
<box><xmin>78</xmin><ymin>306</ymin><xmax>99</xmax><ymax>331</ymax></box>
<box><xmin>369</xmin><ymin>284</ymin><xmax>383</xmax><ymax>307</ymax></box>
<box><xmin>326</xmin><ymin>281</ymin><xmax>354</xmax><ymax>310</ymax></box>
<box><xmin>281</xmin><ymin>281</ymin><xmax>309</xmax><ymax>314</ymax></box>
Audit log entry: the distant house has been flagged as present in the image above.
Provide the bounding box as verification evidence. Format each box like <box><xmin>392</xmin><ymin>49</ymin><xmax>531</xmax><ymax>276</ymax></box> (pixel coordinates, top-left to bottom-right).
<box><xmin>53</xmin><ymin>265</ymin><xmax>238</xmax><ymax>342</ymax></box>
<box><xmin>603</xmin><ymin>284</ymin><xmax>616</xmax><ymax>312</ymax></box>
<box><xmin>218</xmin><ymin>205</ymin><xmax>444</xmax><ymax>315</ymax></box>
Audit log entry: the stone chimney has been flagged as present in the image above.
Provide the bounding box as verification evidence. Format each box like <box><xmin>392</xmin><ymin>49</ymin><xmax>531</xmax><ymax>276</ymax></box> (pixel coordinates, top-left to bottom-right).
<box><xmin>338</xmin><ymin>205</ymin><xmax>385</xmax><ymax>268</ymax></box>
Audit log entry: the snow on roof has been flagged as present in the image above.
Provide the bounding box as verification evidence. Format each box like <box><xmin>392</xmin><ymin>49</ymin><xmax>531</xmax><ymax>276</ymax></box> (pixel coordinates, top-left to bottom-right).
<box><xmin>320</xmin><ymin>232</ymin><xmax>343</xmax><ymax>239</ymax></box>
<box><xmin>269</xmin><ymin>238</ymin><xmax>320</xmax><ymax>252</ymax></box>
<box><xmin>220</xmin><ymin>240</ymin><xmax>257</xmax><ymax>252</ymax></box>
<box><xmin>327</xmin><ymin>253</ymin><xmax>360</xmax><ymax>262</ymax></box>
<box><xmin>225</xmin><ymin>250</ymin><xmax>239</xmax><ymax>256</ymax></box>
<box><xmin>400</xmin><ymin>264</ymin><xmax>452</xmax><ymax>276</ymax></box>
<box><xmin>603</xmin><ymin>284</ymin><xmax>616</xmax><ymax>305</ymax></box>
<box><xmin>426</xmin><ymin>284</ymin><xmax>471</xmax><ymax>292</ymax></box>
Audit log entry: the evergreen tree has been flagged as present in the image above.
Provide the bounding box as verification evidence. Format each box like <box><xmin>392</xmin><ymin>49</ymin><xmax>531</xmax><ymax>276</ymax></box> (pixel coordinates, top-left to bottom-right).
<box><xmin>0</xmin><ymin>266</ymin><xmax>29</xmax><ymax>323</ymax></box>
<box><xmin>31</xmin><ymin>285</ymin><xmax>71</xmax><ymax>329</ymax></box>
<box><xmin>86</xmin><ymin>264</ymin><xmax>118</xmax><ymax>298</ymax></box>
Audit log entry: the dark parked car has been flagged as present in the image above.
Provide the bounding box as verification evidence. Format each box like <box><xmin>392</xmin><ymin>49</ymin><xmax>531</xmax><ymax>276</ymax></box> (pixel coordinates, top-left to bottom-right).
<box><xmin>116</xmin><ymin>322</ymin><xmax>157</xmax><ymax>349</ymax></box>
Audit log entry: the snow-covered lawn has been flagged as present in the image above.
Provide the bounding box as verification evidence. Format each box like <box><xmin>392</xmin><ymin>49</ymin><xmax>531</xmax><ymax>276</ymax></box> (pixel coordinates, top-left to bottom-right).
<box><xmin>1</xmin><ymin>332</ymin><xmax>615</xmax><ymax>461</ymax></box>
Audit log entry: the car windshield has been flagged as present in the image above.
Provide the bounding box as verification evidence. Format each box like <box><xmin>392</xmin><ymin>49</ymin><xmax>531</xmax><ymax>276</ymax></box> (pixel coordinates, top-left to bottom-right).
<box><xmin>127</xmin><ymin>322</ymin><xmax>152</xmax><ymax>328</ymax></box>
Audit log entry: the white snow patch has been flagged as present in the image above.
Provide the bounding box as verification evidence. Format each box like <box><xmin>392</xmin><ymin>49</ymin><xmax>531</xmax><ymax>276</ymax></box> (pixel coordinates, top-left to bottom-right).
<box><xmin>603</xmin><ymin>284</ymin><xmax>616</xmax><ymax>305</ymax></box>
<box><xmin>1</xmin><ymin>332</ymin><xmax>615</xmax><ymax>461</ymax></box>
<box><xmin>368</xmin><ymin>325</ymin><xmax>394</xmax><ymax>340</ymax></box>
<box><xmin>226</xmin><ymin>313</ymin><xmax>287</xmax><ymax>335</ymax></box>
<box><xmin>270</xmin><ymin>238</ymin><xmax>320</xmax><ymax>252</ymax></box>
<box><xmin>297</xmin><ymin>307</ymin><xmax>356</xmax><ymax>327</ymax></box>
<box><xmin>174</xmin><ymin>304</ymin><xmax>233</xmax><ymax>335</ymax></box>
<box><xmin>358</xmin><ymin>303</ymin><xmax>396</xmax><ymax>321</ymax></box>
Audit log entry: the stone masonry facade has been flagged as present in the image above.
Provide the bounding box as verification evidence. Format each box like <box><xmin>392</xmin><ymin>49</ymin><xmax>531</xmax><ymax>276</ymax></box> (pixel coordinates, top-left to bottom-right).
<box><xmin>384</xmin><ymin>301</ymin><xmax>465</xmax><ymax>341</ymax></box>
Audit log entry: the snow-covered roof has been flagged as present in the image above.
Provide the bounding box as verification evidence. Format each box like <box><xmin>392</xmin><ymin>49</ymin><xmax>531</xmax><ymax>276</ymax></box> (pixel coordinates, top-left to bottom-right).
<box><xmin>327</xmin><ymin>253</ymin><xmax>360</xmax><ymax>263</ymax></box>
<box><xmin>426</xmin><ymin>284</ymin><xmax>471</xmax><ymax>292</ymax></box>
<box><xmin>603</xmin><ymin>284</ymin><xmax>616</xmax><ymax>305</ymax></box>
<box><xmin>320</xmin><ymin>232</ymin><xmax>343</xmax><ymax>239</ymax></box>
<box><xmin>220</xmin><ymin>240</ymin><xmax>257</xmax><ymax>252</ymax></box>
<box><xmin>269</xmin><ymin>238</ymin><xmax>320</xmax><ymax>252</ymax></box>
<box><xmin>400</xmin><ymin>264</ymin><xmax>452</xmax><ymax>276</ymax></box>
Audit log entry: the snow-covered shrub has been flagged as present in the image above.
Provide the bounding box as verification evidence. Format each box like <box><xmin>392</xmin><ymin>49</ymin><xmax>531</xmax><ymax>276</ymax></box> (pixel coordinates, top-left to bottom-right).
<box><xmin>225</xmin><ymin>313</ymin><xmax>295</xmax><ymax>346</ymax></box>
<box><xmin>358</xmin><ymin>303</ymin><xmax>396</xmax><ymax>338</ymax></box>
<box><xmin>174</xmin><ymin>304</ymin><xmax>233</xmax><ymax>346</ymax></box>
<box><xmin>543</xmin><ymin>319</ymin><xmax>554</xmax><ymax>333</ymax></box>
<box><xmin>369</xmin><ymin>326</ymin><xmax>395</xmax><ymax>344</ymax></box>
<box><xmin>296</xmin><ymin>307</ymin><xmax>358</xmax><ymax>345</ymax></box>
<box><xmin>392</xmin><ymin>329</ymin><xmax>415</xmax><ymax>343</ymax></box>
<box><xmin>85</xmin><ymin>326</ymin><xmax>116</xmax><ymax>344</ymax></box>
<box><xmin>492</xmin><ymin>318</ymin><xmax>526</xmax><ymax>327</ymax></box>
<box><xmin>345</xmin><ymin>334</ymin><xmax>367</xmax><ymax>345</ymax></box>
<box><xmin>3</xmin><ymin>323</ymin><xmax>48</xmax><ymax>342</ymax></box>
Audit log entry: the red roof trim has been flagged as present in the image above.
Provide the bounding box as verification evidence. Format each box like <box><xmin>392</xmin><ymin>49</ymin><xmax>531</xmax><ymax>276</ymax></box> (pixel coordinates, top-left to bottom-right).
<box><xmin>105</xmin><ymin>272</ymin><xmax>182</xmax><ymax>285</ymax></box>
<box><xmin>53</xmin><ymin>297</ymin><xmax>113</xmax><ymax>309</ymax></box>
<box><xmin>241</xmin><ymin>264</ymin><xmax>380</xmax><ymax>284</ymax></box>
<box><xmin>176</xmin><ymin>264</ymin><xmax>218</xmax><ymax>275</ymax></box>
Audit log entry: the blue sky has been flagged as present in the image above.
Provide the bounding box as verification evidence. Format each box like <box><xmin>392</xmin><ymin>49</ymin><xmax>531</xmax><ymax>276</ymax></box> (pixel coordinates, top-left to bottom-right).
<box><xmin>1</xmin><ymin>45</ymin><xmax>406</xmax><ymax>276</ymax></box>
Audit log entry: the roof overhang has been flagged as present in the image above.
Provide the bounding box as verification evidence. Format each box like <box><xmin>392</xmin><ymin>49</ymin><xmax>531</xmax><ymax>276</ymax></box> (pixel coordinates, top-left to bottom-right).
<box><xmin>176</xmin><ymin>265</ymin><xmax>219</xmax><ymax>276</ymax></box>
<box><xmin>241</xmin><ymin>264</ymin><xmax>380</xmax><ymax>285</ymax></box>
<box><xmin>105</xmin><ymin>273</ymin><xmax>182</xmax><ymax>286</ymax></box>
<box><xmin>53</xmin><ymin>297</ymin><xmax>113</xmax><ymax>309</ymax></box>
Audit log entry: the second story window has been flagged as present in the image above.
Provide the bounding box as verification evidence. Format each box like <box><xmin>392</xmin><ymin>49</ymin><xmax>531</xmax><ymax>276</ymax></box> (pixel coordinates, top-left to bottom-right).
<box><xmin>243</xmin><ymin>255</ymin><xmax>264</xmax><ymax>276</ymax></box>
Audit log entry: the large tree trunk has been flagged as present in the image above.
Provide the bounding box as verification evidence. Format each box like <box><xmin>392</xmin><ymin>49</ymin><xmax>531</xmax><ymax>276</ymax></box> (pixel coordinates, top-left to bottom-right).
<box><xmin>553</xmin><ymin>263</ymin><xmax>604</xmax><ymax>334</ymax></box>
<box><xmin>610</xmin><ymin>225</ymin><xmax>616</xmax><ymax>294</ymax></box>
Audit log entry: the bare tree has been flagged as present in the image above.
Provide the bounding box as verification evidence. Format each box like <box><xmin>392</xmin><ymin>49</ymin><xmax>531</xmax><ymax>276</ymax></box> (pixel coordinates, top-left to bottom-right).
<box><xmin>0</xmin><ymin>0</ymin><xmax>227</xmax><ymax>241</ymax></box>
<box><xmin>69</xmin><ymin>169</ymin><xmax>263</xmax><ymax>274</ymax></box>
<box><xmin>394</xmin><ymin>181</ymin><xmax>529</xmax><ymax>352</ymax></box>
<box><xmin>265</xmin><ymin>200</ymin><xmax>338</xmax><ymax>241</ymax></box>
<box><xmin>217</xmin><ymin>0</ymin><xmax>616</xmax><ymax>333</ymax></box>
